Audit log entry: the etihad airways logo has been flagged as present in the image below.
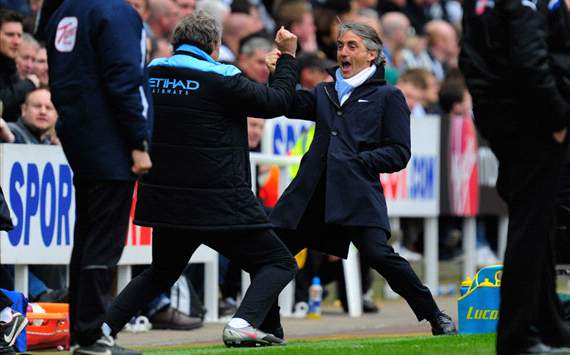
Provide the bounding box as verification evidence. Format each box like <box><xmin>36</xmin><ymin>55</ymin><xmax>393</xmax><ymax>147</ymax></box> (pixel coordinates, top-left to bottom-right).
<box><xmin>149</xmin><ymin>77</ymin><xmax>200</xmax><ymax>96</ymax></box>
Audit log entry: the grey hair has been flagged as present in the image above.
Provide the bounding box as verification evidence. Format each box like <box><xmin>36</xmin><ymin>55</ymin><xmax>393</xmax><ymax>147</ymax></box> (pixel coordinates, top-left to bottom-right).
<box><xmin>22</xmin><ymin>32</ymin><xmax>39</xmax><ymax>49</ymax></box>
<box><xmin>171</xmin><ymin>10</ymin><xmax>221</xmax><ymax>54</ymax></box>
<box><xmin>239</xmin><ymin>37</ymin><xmax>273</xmax><ymax>56</ymax></box>
<box><xmin>337</xmin><ymin>21</ymin><xmax>386</xmax><ymax>67</ymax></box>
<box><xmin>195</xmin><ymin>0</ymin><xmax>230</xmax><ymax>28</ymax></box>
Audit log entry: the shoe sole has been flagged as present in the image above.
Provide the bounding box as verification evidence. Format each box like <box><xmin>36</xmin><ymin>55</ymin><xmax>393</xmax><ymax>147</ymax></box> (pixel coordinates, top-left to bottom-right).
<box><xmin>223</xmin><ymin>339</ymin><xmax>284</xmax><ymax>347</ymax></box>
<box><xmin>151</xmin><ymin>322</ymin><xmax>203</xmax><ymax>331</ymax></box>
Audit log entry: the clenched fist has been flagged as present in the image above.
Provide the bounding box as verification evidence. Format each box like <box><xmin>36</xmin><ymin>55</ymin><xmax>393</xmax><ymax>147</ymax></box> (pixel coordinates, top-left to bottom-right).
<box><xmin>275</xmin><ymin>26</ymin><xmax>297</xmax><ymax>57</ymax></box>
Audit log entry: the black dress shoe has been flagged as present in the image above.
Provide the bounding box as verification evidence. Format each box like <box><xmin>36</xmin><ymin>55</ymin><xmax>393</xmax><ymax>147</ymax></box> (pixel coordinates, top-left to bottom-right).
<box><xmin>362</xmin><ymin>299</ymin><xmax>379</xmax><ymax>313</ymax></box>
<box><xmin>149</xmin><ymin>307</ymin><xmax>203</xmax><ymax>330</ymax></box>
<box><xmin>430</xmin><ymin>311</ymin><xmax>458</xmax><ymax>335</ymax></box>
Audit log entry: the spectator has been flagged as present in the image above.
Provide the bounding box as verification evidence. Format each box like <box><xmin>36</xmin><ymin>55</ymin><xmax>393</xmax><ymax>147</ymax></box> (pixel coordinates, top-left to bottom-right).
<box><xmin>438</xmin><ymin>78</ymin><xmax>471</xmax><ymax>118</ymax></box>
<box><xmin>274</xmin><ymin>0</ymin><xmax>318</xmax><ymax>53</ymax></box>
<box><xmin>424</xmin><ymin>19</ymin><xmax>459</xmax><ymax>77</ymax></box>
<box><xmin>238</xmin><ymin>35</ymin><xmax>273</xmax><ymax>83</ymax></box>
<box><xmin>380</xmin><ymin>12</ymin><xmax>412</xmax><ymax>66</ymax></box>
<box><xmin>174</xmin><ymin>0</ymin><xmax>195</xmax><ymax>17</ymax></box>
<box><xmin>422</xmin><ymin>69</ymin><xmax>441</xmax><ymax>114</ymax></box>
<box><xmin>148</xmin><ymin>0</ymin><xmax>181</xmax><ymax>39</ymax></box>
<box><xmin>33</xmin><ymin>42</ymin><xmax>48</xmax><ymax>86</ymax></box>
<box><xmin>220</xmin><ymin>12</ymin><xmax>263</xmax><ymax>62</ymax></box>
<box><xmin>297</xmin><ymin>51</ymin><xmax>334</xmax><ymax>90</ymax></box>
<box><xmin>0</xmin><ymin>9</ymin><xmax>38</xmax><ymax>122</ymax></box>
<box><xmin>149</xmin><ymin>37</ymin><xmax>172</xmax><ymax>60</ymax></box>
<box><xmin>15</xmin><ymin>32</ymin><xmax>38</xmax><ymax>79</ymax></box>
<box><xmin>195</xmin><ymin>0</ymin><xmax>230</xmax><ymax>28</ymax></box>
<box><xmin>396</xmin><ymin>68</ymin><xmax>428</xmax><ymax>117</ymax></box>
<box><xmin>403</xmin><ymin>0</ymin><xmax>449</xmax><ymax>35</ymax></box>
<box><xmin>0</xmin><ymin>87</ymin><xmax>57</xmax><ymax>144</ymax></box>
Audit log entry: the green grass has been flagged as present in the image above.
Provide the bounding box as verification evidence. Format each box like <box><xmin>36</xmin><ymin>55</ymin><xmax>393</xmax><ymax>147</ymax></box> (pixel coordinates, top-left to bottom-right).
<box><xmin>142</xmin><ymin>334</ymin><xmax>495</xmax><ymax>354</ymax></box>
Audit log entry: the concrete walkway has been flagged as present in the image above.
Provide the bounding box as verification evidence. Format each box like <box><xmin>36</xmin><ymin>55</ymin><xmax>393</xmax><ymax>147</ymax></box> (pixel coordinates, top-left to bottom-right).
<box><xmin>114</xmin><ymin>296</ymin><xmax>459</xmax><ymax>349</ymax></box>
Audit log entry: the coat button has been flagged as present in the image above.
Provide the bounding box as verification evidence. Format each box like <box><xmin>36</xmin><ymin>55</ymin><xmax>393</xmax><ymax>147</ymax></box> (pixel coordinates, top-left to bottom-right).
<box><xmin>331</xmin><ymin>130</ymin><xmax>338</xmax><ymax>136</ymax></box>
<box><xmin>336</xmin><ymin>110</ymin><xmax>343</xmax><ymax>116</ymax></box>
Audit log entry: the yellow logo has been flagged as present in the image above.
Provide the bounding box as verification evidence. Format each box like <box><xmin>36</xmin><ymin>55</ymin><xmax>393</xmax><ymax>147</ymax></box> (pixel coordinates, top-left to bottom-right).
<box><xmin>466</xmin><ymin>306</ymin><xmax>499</xmax><ymax>320</ymax></box>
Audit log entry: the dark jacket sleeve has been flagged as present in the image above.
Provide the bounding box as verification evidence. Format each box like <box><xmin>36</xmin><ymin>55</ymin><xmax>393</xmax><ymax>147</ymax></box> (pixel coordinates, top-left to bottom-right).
<box><xmin>0</xmin><ymin>77</ymin><xmax>35</xmax><ymax>118</ymax></box>
<box><xmin>358</xmin><ymin>89</ymin><xmax>411</xmax><ymax>174</ymax></box>
<box><xmin>499</xmin><ymin>0</ymin><xmax>569</xmax><ymax>132</ymax></box>
<box><xmin>286</xmin><ymin>88</ymin><xmax>317</xmax><ymax>121</ymax></box>
<box><xmin>229</xmin><ymin>54</ymin><xmax>298</xmax><ymax>118</ymax></box>
<box><xmin>94</xmin><ymin>3</ymin><xmax>150</xmax><ymax>149</ymax></box>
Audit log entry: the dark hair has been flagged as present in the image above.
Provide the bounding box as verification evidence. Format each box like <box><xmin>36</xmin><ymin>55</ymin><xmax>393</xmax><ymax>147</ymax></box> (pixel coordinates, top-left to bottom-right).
<box><xmin>171</xmin><ymin>11</ymin><xmax>220</xmax><ymax>54</ymax></box>
<box><xmin>0</xmin><ymin>9</ymin><xmax>24</xmax><ymax>29</ymax></box>
<box><xmin>439</xmin><ymin>79</ymin><xmax>467</xmax><ymax>114</ymax></box>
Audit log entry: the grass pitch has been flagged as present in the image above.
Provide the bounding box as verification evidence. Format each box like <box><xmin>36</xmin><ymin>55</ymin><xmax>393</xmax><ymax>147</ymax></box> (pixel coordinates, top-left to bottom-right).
<box><xmin>142</xmin><ymin>334</ymin><xmax>495</xmax><ymax>354</ymax></box>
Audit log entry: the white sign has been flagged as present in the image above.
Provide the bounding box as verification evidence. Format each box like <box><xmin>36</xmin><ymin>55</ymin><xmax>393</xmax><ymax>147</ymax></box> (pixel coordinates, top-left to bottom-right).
<box><xmin>380</xmin><ymin>117</ymin><xmax>440</xmax><ymax>217</ymax></box>
<box><xmin>0</xmin><ymin>144</ymin><xmax>75</xmax><ymax>264</ymax></box>
<box><xmin>262</xmin><ymin>116</ymin><xmax>314</xmax><ymax>155</ymax></box>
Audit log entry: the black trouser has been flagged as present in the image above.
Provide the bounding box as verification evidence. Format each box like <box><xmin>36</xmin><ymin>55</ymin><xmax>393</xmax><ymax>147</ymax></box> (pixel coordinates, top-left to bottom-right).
<box><xmin>104</xmin><ymin>227</ymin><xmax>296</xmax><ymax>336</ymax></box>
<box><xmin>493</xmin><ymin>142</ymin><xmax>570</xmax><ymax>354</ymax></box>
<box><xmin>261</xmin><ymin>226</ymin><xmax>440</xmax><ymax>332</ymax></box>
<box><xmin>70</xmin><ymin>179</ymin><xmax>134</xmax><ymax>346</ymax></box>
<box><xmin>0</xmin><ymin>290</ymin><xmax>12</xmax><ymax>309</ymax></box>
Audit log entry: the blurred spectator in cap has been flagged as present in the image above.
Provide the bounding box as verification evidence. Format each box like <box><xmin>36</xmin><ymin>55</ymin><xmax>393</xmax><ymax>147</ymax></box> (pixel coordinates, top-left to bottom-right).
<box><xmin>148</xmin><ymin>0</ymin><xmax>181</xmax><ymax>39</ymax></box>
<box><xmin>220</xmin><ymin>12</ymin><xmax>263</xmax><ymax>62</ymax></box>
<box><xmin>274</xmin><ymin>0</ymin><xmax>317</xmax><ymax>53</ymax></box>
<box><xmin>438</xmin><ymin>77</ymin><xmax>472</xmax><ymax>118</ymax></box>
<box><xmin>33</xmin><ymin>42</ymin><xmax>48</xmax><ymax>86</ymax></box>
<box><xmin>297</xmin><ymin>51</ymin><xmax>334</xmax><ymax>89</ymax></box>
<box><xmin>16</xmin><ymin>32</ymin><xmax>39</xmax><ymax>79</ymax></box>
<box><xmin>174</xmin><ymin>0</ymin><xmax>195</xmax><ymax>17</ymax></box>
<box><xmin>238</xmin><ymin>34</ymin><xmax>273</xmax><ymax>83</ymax></box>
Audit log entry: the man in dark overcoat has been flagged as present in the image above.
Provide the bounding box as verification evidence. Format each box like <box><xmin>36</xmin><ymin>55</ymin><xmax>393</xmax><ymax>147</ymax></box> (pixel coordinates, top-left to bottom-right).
<box><xmin>261</xmin><ymin>21</ymin><xmax>457</xmax><ymax>338</ymax></box>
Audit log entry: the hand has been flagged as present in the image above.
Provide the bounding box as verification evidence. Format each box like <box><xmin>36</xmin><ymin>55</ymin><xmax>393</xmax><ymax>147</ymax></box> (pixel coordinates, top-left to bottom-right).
<box><xmin>0</xmin><ymin>117</ymin><xmax>15</xmax><ymax>143</ymax></box>
<box><xmin>275</xmin><ymin>26</ymin><xmax>298</xmax><ymax>57</ymax></box>
<box><xmin>131</xmin><ymin>149</ymin><xmax>152</xmax><ymax>175</ymax></box>
<box><xmin>553</xmin><ymin>128</ymin><xmax>567</xmax><ymax>144</ymax></box>
<box><xmin>265</xmin><ymin>48</ymin><xmax>281</xmax><ymax>74</ymax></box>
<box><xmin>26</xmin><ymin>74</ymin><xmax>40</xmax><ymax>88</ymax></box>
